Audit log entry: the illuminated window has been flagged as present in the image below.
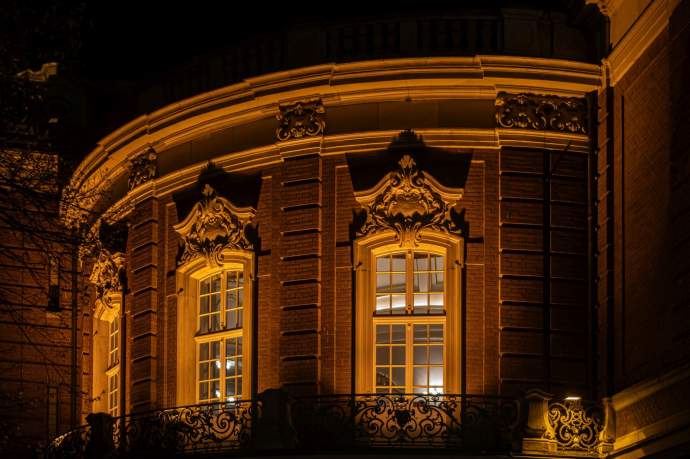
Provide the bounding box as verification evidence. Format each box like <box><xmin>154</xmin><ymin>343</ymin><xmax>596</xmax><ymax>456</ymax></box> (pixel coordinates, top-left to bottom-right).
<box><xmin>373</xmin><ymin>250</ymin><xmax>445</xmax><ymax>394</ymax></box>
<box><xmin>196</xmin><ymin>271</ymin><xmax>245</xmax><ymax>403</ymax></box>
<box><xmin>107</xmin><ymin>316</ymin><xmax>120</xmax><ymax>416</ymax></box>
<box><xmin>176</xmin><ymin>252</ymin><xmax>253</xmax><ymax>406</ymax></box>
<box><xmin>355</xmin><ymin>231</ymin><xmax>462</xmax><ymax>394</ymax></box>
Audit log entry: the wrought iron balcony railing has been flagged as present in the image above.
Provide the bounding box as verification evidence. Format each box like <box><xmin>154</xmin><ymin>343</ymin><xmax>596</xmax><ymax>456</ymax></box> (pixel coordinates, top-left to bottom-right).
<box><xmin>290</xmin><ymin>393</ymin><xmax>520</xmax><ymax>452</ymax></box>
<box><xmin>45</xmin><ymin>392</ymin><xmax>612</xmax><ymax>458</ymax></box>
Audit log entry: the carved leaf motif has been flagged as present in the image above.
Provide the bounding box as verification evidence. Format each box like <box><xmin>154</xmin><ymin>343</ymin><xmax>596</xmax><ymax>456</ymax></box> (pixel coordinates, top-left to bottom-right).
<box><xmin>128</xmin><ymin>147</ymin><xmax>158</xmax><ymax>190</ymax></box>
<box><xmin>276</xmin><ymin>99</ymin><xmax>326</xmax><ymax>141</ymax></box>
<box><xmin>356</xmin><ymin>155</ymin><xmax>462</xmax><ymax>243</ymax></box>
<box><xmin>174</xmin><ymin>185</ymin><xmax>255</xmax><ymax>267</ymax></box>
<box><xmin>495</xmin><ymin>93</ymin><xmax>587</xmax><ymax>134</ymax></box>
<box><xmin>89</xmin><ymin>247</ymin><xmax>125</xmax><ymax>313</ymax></box>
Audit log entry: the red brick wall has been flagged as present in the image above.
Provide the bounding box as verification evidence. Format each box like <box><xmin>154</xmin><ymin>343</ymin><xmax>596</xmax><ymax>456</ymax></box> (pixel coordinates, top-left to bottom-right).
<box><xmin>499</xmin><ymin>148</ymin><xmax>591</xmax><ymax>397</ymax></box>
<box><xmin>607</xmin><ymin>2</ymin><xmax>690</xmax><ymax>392</ymax></box>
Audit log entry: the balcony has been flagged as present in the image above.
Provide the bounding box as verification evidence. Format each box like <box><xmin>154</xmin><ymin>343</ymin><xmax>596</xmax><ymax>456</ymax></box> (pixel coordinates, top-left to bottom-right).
<box><xmin>46</xmin><ymin>391</ymin><xmax>612</xmax><ymax>458</ymax></box>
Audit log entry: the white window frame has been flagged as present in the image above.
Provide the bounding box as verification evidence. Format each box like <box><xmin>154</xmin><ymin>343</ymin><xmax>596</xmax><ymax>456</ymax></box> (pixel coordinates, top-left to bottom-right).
<box><xmin>354</xmin><ymin>229</ymin><xmax>463</xmax><ymax>394</ymax></box>
<box><xmin>176</xmin><ymin>250</ymin><xmax>253</xmax><ymax>406</ymax></box>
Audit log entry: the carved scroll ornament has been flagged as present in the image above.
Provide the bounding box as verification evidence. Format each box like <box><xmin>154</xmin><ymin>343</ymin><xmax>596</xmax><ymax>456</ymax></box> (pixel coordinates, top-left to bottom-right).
<box><xmin>276</xmin><ymin>98</ymin><xmax>326</xmax><ymax>141</ymax></box>
<box><xmin>128</xmin><ymin>147</ymin><xmax>158</xmax><ymax>190</ymax></box>
<box><xmin>89</xmin><ymin>247</ymin><xmax>125</xmax><ymax>320</ymax></box>
<box><xmin>356</xmin><ymin>155</ymin><xmax>462</xmax><ymax>243</ymax></box>
<box><xmin>495</xmin><ymin>93</ymin><xmax>588</xmax><ymax>134</ymax></box>
<box><xmin>174</xmin><ymin>185</ymin><xmax>255</xmax><ymax>267</ymax></box>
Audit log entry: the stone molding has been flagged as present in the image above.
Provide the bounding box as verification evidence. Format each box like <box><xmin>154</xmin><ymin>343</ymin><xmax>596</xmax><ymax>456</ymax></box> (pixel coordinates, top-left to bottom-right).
<box><xmin>355</xmin><ymin>155</ymin><xmax>463</xmax><ymax>244</ymax></box>
<box><xmin>276</xmin><ymin>98</ymin><xmax>326</xmax><ymax>141</ymax></box>
<box><xmin>127</xmin><ymin>147</ymin><xmax>157</xmax><ymax>190</ymax></box>
<box><xmin>89</xmin><ymin>247</ymin><xmax>125</xmax><ymax>321</ymax></box>
<box><xmin>495</xmin><ymin>92</ymin><xmax>588</xmax><ymax>134</ymax></box>
<box><xmin>173</xmin><ymin>184</ymin><xmax>255</xmax><ymax>267</ymax></box>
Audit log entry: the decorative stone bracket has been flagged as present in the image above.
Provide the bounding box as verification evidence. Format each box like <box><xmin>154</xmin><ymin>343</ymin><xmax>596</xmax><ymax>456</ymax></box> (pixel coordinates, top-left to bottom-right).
<box><xmin>355</xmin><ymin>155</ymin><xmax>463</xmax><ymax>244</ymax></box>
<box><xmin>89</xmin><ymin>247</ymin><xmax>125</xmax><ymax>322</ymax></box>
<box><xmin>174</xmin><ymin>184</ymin><xmax>255</xmax><ymax>267</ymax></box>
<box><xmin>275</xmin><ymin>98</ymin><xmax>325</xmax><ymax>141</ymax></box>
<box><xmin>127</xmin><ymin>147</ymin><xmax>157</xmax><ymax>190</ymax></box>
<box><xmin>495</xmin><ymin>92</ymin><xmax>588</xmax><ymax>134</ymax></box>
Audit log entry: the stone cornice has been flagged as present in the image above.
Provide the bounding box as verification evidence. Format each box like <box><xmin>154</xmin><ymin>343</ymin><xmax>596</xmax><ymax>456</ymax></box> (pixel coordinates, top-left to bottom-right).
<box><xmin>68</xmin><ymin>56</ymin><xmax>600</xmax><ymax>202</ymax></box>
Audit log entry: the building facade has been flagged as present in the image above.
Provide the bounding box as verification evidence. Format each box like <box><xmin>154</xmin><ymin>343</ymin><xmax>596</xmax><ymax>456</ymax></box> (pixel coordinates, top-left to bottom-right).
<box><xmin>2</xmin><ymin>1</ymin><xmax>689</xmax><ymax>458</ymax></box>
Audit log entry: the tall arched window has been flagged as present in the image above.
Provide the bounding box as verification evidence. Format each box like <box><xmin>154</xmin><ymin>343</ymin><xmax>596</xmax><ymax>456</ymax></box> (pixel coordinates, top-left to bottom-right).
<box><xmin>174</xmin><ymin>185</ymin><xmax>255</xmax><ymax>406</ymax></box>
<box><xmin>374</xmin><ymin>249</ymin><xmax>445</xmax><ymax>394</ymax></box>
<box><xmin>355</xmin><ymin>234</ymin><xmax>462</xmax><ymax>394</ymax></box>
<box><xmin>352</xmin><ymin>155</ymin><xmax>464</xmax><ymax>395</ymax></box>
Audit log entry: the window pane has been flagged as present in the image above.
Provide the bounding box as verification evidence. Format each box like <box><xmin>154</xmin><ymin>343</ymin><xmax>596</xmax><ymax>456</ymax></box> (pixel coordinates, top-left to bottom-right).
<box><xmin>376</xmin><ymin>347</ymin><xmax>388</xmax><ymax>365</ymax></box>
<box><xmin>210</xmin><ymin>314</ymin><xmax>221</xmax><ymax>332</ymax></box>
<box><xmin>414</xmin><ymin>367</ymin><xmax>427</xmax><ymax>386</ymax></box>
<box><xmin>376</xmin><ymin>274</ymin><xmax>390</xmax><ymax>292</ymax></box>
<box><xmin>237</xmin><ymin>357</ymin><xmax>243</xmax><ymax>373</ymax></box>
<box><xmin>390</xmin><ymin>274</ymin><xmax>405</xmax><ymax>293</ymax></box>
<box><xmin>211</xmin><ymin>341</ymin><xmax>221</xmax><ymax>358</ymax></box>
<box><xmin>200</xmin><ymin>363</ymin><xmax>209</xmax><ymax>380</ymax></box>
<box><xmin>429</xmin><ymin>325</ymin><xmax>443</xmax><ymax>343</ymax></box>
<box><xmin>227</xmin><ymin>290</ymin><xmax>237</xmax><ymax>308</ymax></box>
<box><xmin>200</xmin><ymin>279</ymin><xmax>210</xmax><ymax>295</ymax></box>
<box><xmin>391</xmin><ymin>346</ymin><xmax>405</xmax><ymax>365</ymax></box>
<box><xmin>429</xmin><ymin>346</ymin><xmax>443</xmax><ymax>364</ymax></box>
<box><xmin>391</xmin><ymin>325</ymin><xmax>405</xmax><ymax>344</ymax></box>
<box><xmin>413</xmin><ymin>253</ymin><xmax>429</xmax><ymax>271</ymax></box>
<box><xmin>391</xmin><ymin>368</ymin><xmax>405</xmax><ymax>387</ymax></box>
<box><xmin>237</xmin><ymin>288</ymin><xmax>244</xmax><ymax>307</ymax></box>
<box><xmin>431</xmin><ymin>255</ymin><xmax>444</xmax><ymax>271</ymax></box>
<box><xmin>414</xmin><ymin>346</ymin><xmax>427</xmax><ymax>364</ymax></box>
<box><xmin>376</xmin><ymin>295</ymin><xmax>390</xmax><ymax>313</ymax></box>
<box><xmin>413</xmin><ymin>273</ymin><xmax>429</xmax><ymax>292</ymax></box>
<box><xmin>226</xmin><ymin>379</ymin><xmax>236</xmax><ymax>397</ymax></box>
<box><xmin>211</xmin><ymin>294</ymin><xmax>221</xmax><ymax>312</ymax></box>
<box><xmin>429</xmin><ymin>367</ymin><xmax>443</xmax><ymax>387</ymax></box>
<box><xmin>413</xmin><ymin>293</ymin><xmax>428</xmax><ymax>307</ymax></box>
<box><xmin>211</xmin><ymin>381</ymin><xmax>221</xmax><ymax>399</ymax></box>
<box><xmin>391</xmin><ymin>253</ymin><xmax>405</xmax><ymax>271</ymax></box>
<box><xmin>413</xmin><ymin>324</ymin><xmax>428</xmax><ymax>343</ymax></box>
<box><xmin>200</xmin><ymin>382</ymin><xmax>209</xmax><ymax>401</ymax></box>
<box><xmin>430</xmin><ymin>273</ymin><xmax>444</xmax><ymax>292</ymax></box>
<box><xmin>376</xmin><ymin>325</ymin><xmax>389</xmax><ymax>344</ymax></box>
<box><xmin>211</xmin><ymin>275</ymin><xmax>221</xmax><ymax>292</ymax></box>
<box><xmin>376</xmin><ymin>256</ymin><xmax>390</xmax><ymax>272</ymax></box>
<box><xmin>376</xmin><ymin>368</ymin><xmax>389</xmax><ymax>386</ymax></box>
<box><xmin>200</xmin><ymin>296</ymin><xmax>209</xmax><ymax>314</ymax></box>
<box><xmin>391</xmin><ymin>294</ymin><xmax>405</xmax><ymax>313</ymax></box>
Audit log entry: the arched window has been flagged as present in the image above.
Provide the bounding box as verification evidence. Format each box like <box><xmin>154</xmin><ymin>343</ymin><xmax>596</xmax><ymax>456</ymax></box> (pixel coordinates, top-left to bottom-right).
<box><xmin>176</xmin><ymin>253</ymin><xmax>254</xmax><ymax>405</ymax></box>
<box><xmin>174</xmin><ymin>185</ymin><xmax>255</xmax><ymax>406</ymax></box>
<box><xmin>352</xmin><ymin>155</ymin><xmax>464</xmax><ymax>395</ymax></box>
<box><xmin>355</xmin><ymin>233</ymin><xmax>462</xmax><ymax>394</ymax></box>
<box><xmin>89</xmin><ymin>249</ymin><xmax>124</xmax><ymax>416</ymax></box>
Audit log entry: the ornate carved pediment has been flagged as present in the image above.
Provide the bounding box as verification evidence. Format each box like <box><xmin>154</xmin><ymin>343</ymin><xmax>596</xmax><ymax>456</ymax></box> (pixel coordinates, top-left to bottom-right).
<box><xmin>89</xmin><ymin>247</ymin><xmax>125</xmax><ymax>321</ymax></box>
<box><xmin>276</xmin><ymin>98</ymin><xmax>326</xmax><ymax>141</ymax></box>
<box><xmin>495</xmin><ymin>93</ymin><xmax>588</xmax><ymax>134</ymax></box>
<box><xmin>174</xmin><ymin>184</ymin><xmax>255</xmax><ymax>267</ymax></box>
<box><xmin>355</xmin><ymin>155</ymin><xmax>463</xmax><ymax>243</ymax></box>
<box><xmin>128</xmin><ymin>147</ymin><xmax>157</xmax><ymax>190</ymax></box>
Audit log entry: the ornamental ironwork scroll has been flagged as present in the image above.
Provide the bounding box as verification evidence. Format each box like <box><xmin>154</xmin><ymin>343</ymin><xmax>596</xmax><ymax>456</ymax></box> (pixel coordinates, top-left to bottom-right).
<box><xmin>290</xmin><ymin>394</ymin><xmax>520</xmax><ymax>451</ymax></box>
<box><xmin>276</xmin><ymin>98</ymin><xmax>326</xmax><ymax>141</ymax></box>
<box><xmin>495</xmin><ymin>93</ymin><xmax>588</xmax><ymax>134</ymax></box>
<box><xmin>355</xmin><ymin>155</ymin><xmax>463</xmax><ymax>243</ymax></box>
<box><xmin>89</xmin><ymin>247</ymin><xmax>125</xmax><ymax>320</ymax></box>
<box><xmin>128</xmin><ymin>147</ymin><xmax>158</xmax><ymax>190</ymax></box>
<box><xmin>547</xmin><ymin>398</ymin><xmax>605</xmax><ymax>454</ymax></box>
<box><xmin>174</xmin><ymin>184</ymin><xmax>255</xmax><ymax>267</ymax></box>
